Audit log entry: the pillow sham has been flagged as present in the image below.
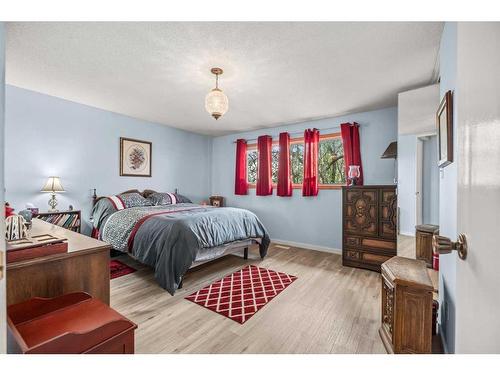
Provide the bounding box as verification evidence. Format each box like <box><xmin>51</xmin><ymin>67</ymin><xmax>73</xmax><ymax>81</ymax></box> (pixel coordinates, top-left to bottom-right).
<box><xmin>118</xmin><ymin>192</ymin><xmax>152</xmax><ymax>208</ymax></box>
<box><xmin>175</xmin><ymin>194</ymin><xmax>192</xmax><ymax>204</ymax></box>
<box><xmin>148</xmin><ymin>192</ymin><xmax>192</xmax><ymax>205</ymax></box>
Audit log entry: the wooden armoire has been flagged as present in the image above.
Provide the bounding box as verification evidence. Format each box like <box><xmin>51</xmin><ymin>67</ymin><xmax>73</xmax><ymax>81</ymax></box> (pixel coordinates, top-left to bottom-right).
<box><xmin>342</xmin><ymin>185</ymin><xmax>397</xmax><ymax>272</ymax></box>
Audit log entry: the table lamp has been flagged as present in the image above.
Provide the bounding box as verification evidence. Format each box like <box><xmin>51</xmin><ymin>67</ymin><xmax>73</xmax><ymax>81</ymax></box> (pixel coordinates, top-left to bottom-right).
<box><xmin>41</xmin><ymin>176</ymin><xmax>65</xmax><ymax>211</ymax></box>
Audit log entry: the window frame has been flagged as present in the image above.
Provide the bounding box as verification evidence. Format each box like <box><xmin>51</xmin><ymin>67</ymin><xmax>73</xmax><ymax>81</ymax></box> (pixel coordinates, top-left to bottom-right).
<box><xmin>246</xmin><ymin>132</ymin><xmax>344</xmax><ymax>190</ymax></box>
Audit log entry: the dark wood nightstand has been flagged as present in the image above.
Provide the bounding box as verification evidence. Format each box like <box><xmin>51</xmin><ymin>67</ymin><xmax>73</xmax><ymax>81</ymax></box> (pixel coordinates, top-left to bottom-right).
<box><xmin>36</xmin><ymin>210</ymin><xmax>81</xmax><ymax>233</ymax></box>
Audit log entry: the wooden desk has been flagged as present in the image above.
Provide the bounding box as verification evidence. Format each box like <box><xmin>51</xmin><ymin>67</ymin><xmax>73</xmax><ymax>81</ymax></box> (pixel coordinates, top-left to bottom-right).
<box><xmin>7</xmin><ymin>219</ymin><xmax>111</xmax><ymax>306</ymax></box>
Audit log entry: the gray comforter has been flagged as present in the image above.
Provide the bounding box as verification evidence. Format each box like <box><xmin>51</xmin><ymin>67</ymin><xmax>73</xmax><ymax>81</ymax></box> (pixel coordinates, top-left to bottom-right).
<box><xmin>101</xmin><ymin>203</ymin><xmax>270</xmax><ymax>294</ymax></box>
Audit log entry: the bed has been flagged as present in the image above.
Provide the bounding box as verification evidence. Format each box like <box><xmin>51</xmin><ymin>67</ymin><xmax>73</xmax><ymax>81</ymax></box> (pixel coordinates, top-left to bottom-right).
<box><xmin>91</xmin><ymin>189</ymin><xmax>270</xmax><ymax>295</ymax></box>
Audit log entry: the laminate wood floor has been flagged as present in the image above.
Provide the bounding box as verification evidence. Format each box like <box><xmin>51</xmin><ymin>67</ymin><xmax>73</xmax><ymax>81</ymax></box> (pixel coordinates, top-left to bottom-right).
<box><xmin>397</xmin><ymin>234</ymin><xmax>417</xmax><ymax>259</ymax></box>
<box><xmin>110</xmin><ymin>243</ymin><xmax>386</xmax><ymax>354</ymax></box>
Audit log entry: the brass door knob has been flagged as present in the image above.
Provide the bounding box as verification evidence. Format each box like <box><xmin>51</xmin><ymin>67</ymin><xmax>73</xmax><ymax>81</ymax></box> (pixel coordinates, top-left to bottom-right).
<box><xmin>432</xmin><ymin>233</ymin><xmax>468</xmax><ymax>260</ymax></box>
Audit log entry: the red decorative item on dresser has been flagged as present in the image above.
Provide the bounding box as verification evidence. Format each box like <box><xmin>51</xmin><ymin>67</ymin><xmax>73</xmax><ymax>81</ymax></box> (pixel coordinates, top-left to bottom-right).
<box><xmin>340</xmin><ymin>122</ymin><xmax>364</xmax><ymax>186</ymax></box>
<box><xmin>256</xmin><ymin>135</ymin><xmax>273</xmax><ymax>196</ymax></box>
<box><xmin>185</xmin><ymin>265</ymin><xmax>297</xmax><ymax>324</ymax></box>
<box><xmin>277</xmin><ymin>132</ymin><xmax>293</xmax><ymax>197</ymax></box>
<box><xmin>302</xmin><ymin>128</ymin><xmax>320</xmax><ymax>196</ymax></box>
<box><xmin>234</xmin><ymin>139</ymin><xmax>248</xmax><ymax>195</ymax></box>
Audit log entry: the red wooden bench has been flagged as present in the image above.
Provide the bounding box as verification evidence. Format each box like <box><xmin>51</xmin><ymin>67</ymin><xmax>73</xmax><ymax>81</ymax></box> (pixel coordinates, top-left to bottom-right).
<box><xmin>7</xmin><ymin>292</ymin><xmax>137</xmax><ymax>354</ymax></box>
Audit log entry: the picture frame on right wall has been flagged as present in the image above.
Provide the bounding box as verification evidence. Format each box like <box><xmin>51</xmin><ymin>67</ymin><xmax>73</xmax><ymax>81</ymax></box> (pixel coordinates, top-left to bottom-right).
<box><xmin>437</xmin><ymin>90</ymin><xmax>453</xmax><ymax>168</ymax></box>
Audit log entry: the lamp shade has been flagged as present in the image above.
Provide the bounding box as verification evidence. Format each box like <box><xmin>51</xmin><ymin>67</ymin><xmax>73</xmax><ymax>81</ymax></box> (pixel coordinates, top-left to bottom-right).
<box><xmin>381</xmin><ymin>141</ymin><xmax>397</xmax><ymax>159</ymax></box>
<box><xmin>41</xmin><ymin>176</ymin><xmax>65</xmax><ymax>192</ymax></box>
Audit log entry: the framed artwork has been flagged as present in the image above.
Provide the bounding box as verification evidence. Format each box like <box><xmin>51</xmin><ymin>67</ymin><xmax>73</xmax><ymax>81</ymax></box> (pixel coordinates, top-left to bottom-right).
<box><xmin>120</xmin><ymin>137</ymin><xmax>152</xmax><ymax>177</ymax></box>
<box><xmin>437</xmin><ymin>90</ymin><xmax>453</xmax><ymax>168</ymax></box>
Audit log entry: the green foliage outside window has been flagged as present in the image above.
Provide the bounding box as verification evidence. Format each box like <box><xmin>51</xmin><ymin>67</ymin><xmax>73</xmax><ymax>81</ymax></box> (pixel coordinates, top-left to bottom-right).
<box><xmin>318</xmin><ymin>138</ymin><xmax>346</xmax><ymax>184</ymax></box>
<box><xmin>247</xmin><ymin>136</ymin><xmax>345</xmax><ymax>186</ymax></box>
<box><xmin>271</xmin><ymin>146</ymin><xmax>279</xmax><ymax>183</ymax></box>
<box><xmin>247</xmin><ymin>150</ymin><xmax>258</xmax><ymax>183</ymax></box>
<box><xmin>290</xmin><ymin>143</ymin><xmax>304</xmax><ymax>184</ymax></box>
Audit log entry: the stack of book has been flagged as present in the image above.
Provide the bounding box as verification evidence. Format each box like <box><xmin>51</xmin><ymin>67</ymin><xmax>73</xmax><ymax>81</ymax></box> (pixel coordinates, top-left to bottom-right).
<box><xmin>37</xmin><ymin>211</ymin><xmax>81</xmax><ymax>232</ymax></box>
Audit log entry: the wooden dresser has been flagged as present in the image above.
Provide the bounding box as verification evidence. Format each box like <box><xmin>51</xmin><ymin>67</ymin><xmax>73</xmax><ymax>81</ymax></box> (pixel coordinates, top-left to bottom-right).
<box><xmin>342</xmin><ymin>185</ymin><xmax>397</xmax><ymax>272</ymax></box>
<box><xmin>379</xmin><ymin>256</ymin><xmax>433</xmax><ymax>354</ymax></box>
<box><xmin>7</xmin><ymin>219</ymin><xmax>111</xmax><ymax>306</ymax></box>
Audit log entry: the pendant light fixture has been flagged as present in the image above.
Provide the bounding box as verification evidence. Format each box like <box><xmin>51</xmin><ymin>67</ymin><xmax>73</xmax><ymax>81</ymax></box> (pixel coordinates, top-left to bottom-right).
<box><xmin>205</xmin><ymin>67</ymin><xmax>228</xmax><ymax>120</ymax></box>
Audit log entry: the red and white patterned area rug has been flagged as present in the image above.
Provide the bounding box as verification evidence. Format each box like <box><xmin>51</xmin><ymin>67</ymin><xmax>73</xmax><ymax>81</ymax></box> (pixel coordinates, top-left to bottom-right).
<box><xmin>110</xmin><ymin>259</ymin><xmax>137</xmax><ymax>279</ymax></box>
<box><xmin>185</xmin><ymin>265</ymin><xmax>297</xmax><ymax>324</ymax></box>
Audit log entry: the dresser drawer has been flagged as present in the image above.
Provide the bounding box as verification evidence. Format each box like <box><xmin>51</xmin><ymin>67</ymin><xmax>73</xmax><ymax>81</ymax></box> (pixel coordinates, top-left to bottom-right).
<box><xmin>344</xmin><ymin>236</ymin><xmax>361</xmax><ymax>247</ymax></box>
<box><xmin>362</xmin><ymin>252</ymin><xmax>392</xmax><ymax>265</ymax></box>
<box><xmin>361</xmin><ymin>238</ymin><xmax>396</xmax><ymax>252</ymax></box>
<box><xmin>344</xmin><ymin>249</ymin><xmax>361</xmax><ymax>260</ymax></box>
<box><xmin>345</xmin><ymin>236</ymin><xmax>396</xmax><ymax>254</ymax></box>
<box><xmin>343</xmin><ymin>248</ymin><xmax>393</xmax><ymax>266</ymax></box>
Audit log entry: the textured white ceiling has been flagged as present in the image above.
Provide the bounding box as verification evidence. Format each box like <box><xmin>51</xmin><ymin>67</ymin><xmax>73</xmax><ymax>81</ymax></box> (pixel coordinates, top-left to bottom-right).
<box><xmin>6</xmin><ymin>22</ymin><xmax>443</xmax><ymax>136</ymax></box>
<box><xmin>398</xmin><ymin>84</ymin><xmax>440</xmax><ymax>135</ymax></box>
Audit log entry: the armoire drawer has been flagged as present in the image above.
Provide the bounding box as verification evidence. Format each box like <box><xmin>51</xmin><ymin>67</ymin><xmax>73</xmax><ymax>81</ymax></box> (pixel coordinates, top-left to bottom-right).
<box><xmin>344</xmin><ymin>248</ymin><xmax>393</xmax><ymax>265</ymax></box>
<box><xmin>362</xmin><ymin>252</ymin><xmax>392</xmax><ymax>265</ymax></box>
<box><xmin>344</xmin><ymin>236</ymin><xmax>396</xmax><ymax>253</ymax></box>
<box><xmin>344</xmin><ymin>249</ymin><xmax>361</xmax><ymax>260</ymax></box>
<box><xmin>344</xmin><ymin>236</ymin><xmax>361</xmax><ymax>247</ymax></box>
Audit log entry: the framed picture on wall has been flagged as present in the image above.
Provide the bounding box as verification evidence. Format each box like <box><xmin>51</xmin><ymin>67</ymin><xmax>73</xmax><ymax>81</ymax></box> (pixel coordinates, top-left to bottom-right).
<box><xmin>120</xmin><ymin>137</ymin><xmax>152</xmax><ymax>177</ymax></box>
<box><xmin>437</xmin><ymin>90</ymin><xmax>453</xmax><ymax>168</ymax></box>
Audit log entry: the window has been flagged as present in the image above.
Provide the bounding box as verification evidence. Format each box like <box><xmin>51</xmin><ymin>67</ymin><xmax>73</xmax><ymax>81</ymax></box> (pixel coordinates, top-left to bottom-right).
<box><xmin>290</xmin><ymin>142</ymin><xmax>304</xmax><ymax>184</ymax></box>
<box><xmin>271</xmin><ymin>145</ymin><xmax>279</xmax><ymax>183</ymax></box>
<box><xmin>246</xmin><ymin>145</ymin><xmax>280</xmax><ymax>185</ymax></box>
<box><xmin>247</xmin><ymin>149</ymin><xmax>258</xmax><ymax>184</ymax></box>
<box><xmin>246</xmin><ymin>133</ymin><xmax>345</xmax><ymax>188</ymax></box>
<box><xmin>318</xmin><ymin>136</ymin><xmax>346</xmax><ymax>186</ymax></box>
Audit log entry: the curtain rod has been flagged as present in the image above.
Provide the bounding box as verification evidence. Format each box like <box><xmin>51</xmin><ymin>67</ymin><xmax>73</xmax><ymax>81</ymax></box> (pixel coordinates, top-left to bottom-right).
<box><xmin>231</xmin><ymin>126</ymin><xmax>342</xmax><ymax>144</ymax></box>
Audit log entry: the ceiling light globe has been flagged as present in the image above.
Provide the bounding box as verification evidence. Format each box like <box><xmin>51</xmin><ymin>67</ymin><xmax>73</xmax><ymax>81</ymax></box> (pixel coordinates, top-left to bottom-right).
<box><xmin>205</xmin><ymin>88</ymin><xmax>228</xmax><ymax>120</ymax></box>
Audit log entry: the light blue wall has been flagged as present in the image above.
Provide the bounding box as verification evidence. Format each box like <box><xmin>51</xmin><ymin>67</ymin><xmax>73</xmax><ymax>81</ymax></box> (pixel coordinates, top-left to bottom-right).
<box><xmin>211</xmin><ymin>107</ymin><xmax>397</xmax><ymax>251</ymax></box>
<box><xmin>422</xmin><ymin>135</ymin><xmax>439</xmax><ymax>225</ymax></box>
<box><xmin>397</xmin><ymin>134</ymin><xmax>417</xmax><ymax>235</ymax></box>
<box><xmin>438</xmin><ymin>22</ymin><xmax>458</xmax><ymax>354</ymax></box>
<box><xmin>5</xmin><ymin>86</ymin><xmax>212</xmax><ymax>234</ymax></box>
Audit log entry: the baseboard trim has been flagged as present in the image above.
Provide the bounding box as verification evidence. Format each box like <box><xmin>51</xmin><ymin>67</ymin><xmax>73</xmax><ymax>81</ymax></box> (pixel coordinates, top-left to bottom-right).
<box><xmin>399</xmin><ymin>231</ymin><xmax>415</xmax><ymax>237</ymax></box>
<box><xmin>271</xmin><ymin>238</ymin><xmax>342</xmax><ymax>255</ymax></box>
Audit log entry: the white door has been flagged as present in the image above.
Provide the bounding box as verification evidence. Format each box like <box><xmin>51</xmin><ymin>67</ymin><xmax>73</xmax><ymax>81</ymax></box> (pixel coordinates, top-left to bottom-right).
<box><xmin>453</xmin><ymin>22</ymin><xmax>500</xmax><ymax>353</ymax></box>
<box><xmin>415</xmin><ymin>138</ymin><xmax>423</xmax><ymax>226</ymax></box>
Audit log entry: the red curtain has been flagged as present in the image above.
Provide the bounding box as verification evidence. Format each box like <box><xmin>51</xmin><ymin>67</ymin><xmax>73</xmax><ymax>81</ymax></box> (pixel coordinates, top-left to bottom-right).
<box><xmin>256</xmin><ymin>135</ymin><xmax>273</xmax><ymax>196</ymax></box>
<box><xmin>340</xmin><ymin>122</ymin><xmax>363</xmax><ymax>185</ymax></box>
<box><xmin>234</xmin><ymin>139</ymin><xmax>248</xmax><ymax>195</ymax></box>
<box><xmin>277</xmin><ymin>132</ymin><xmax>293</xmax><ymax>197</ymax></box>
<box><xmin>302</xmin><ymin>128</ymin><xmax>320</xmax><ymax>196</ymax></box>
